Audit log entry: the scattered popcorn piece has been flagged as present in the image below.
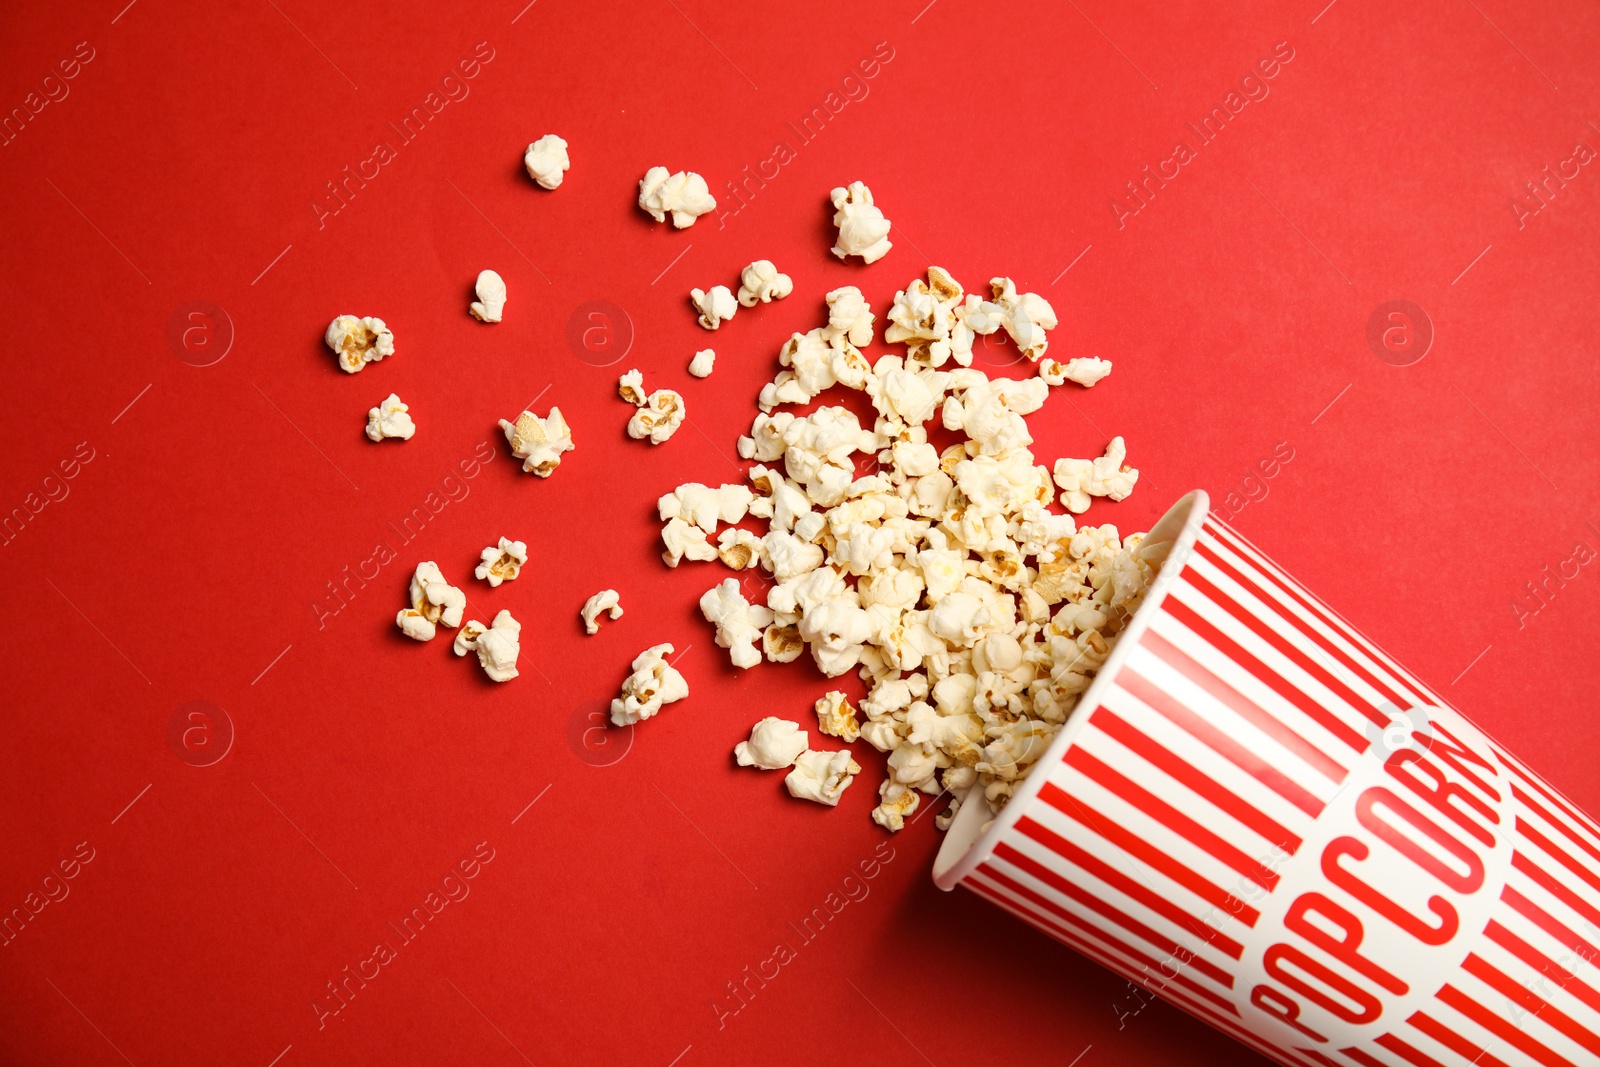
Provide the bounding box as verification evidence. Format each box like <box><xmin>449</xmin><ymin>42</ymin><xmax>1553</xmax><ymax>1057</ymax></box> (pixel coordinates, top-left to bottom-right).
<box><xmin>737</xmin><ymin>260</ymin><xmax>793</xmax><ymax>307</ymax></box>
<box><xmin>661</xmin><ymin>517</ymin><xmax>718</xmax><ymax>566</ymax></box>
<box><xmin>581</xmin><ymin>589</ymin><xmax>624</xmax><ymax>634</ymax></box>
<box><xmin>700</xmin><ymin>578</ymin><xmax>775</xmax><ymax>669</ymax></box>
<box><xmin>814</xmin><ymin>690</ymin><xmax>861</xmax><ymax>742</ymax></box>
<box><xmin>786</xmin><ymin>749</ymin><xmax>862</xmax><ymax>806</ymax></box>
<box><xmin>610</xmin><ymin>643</ymin><xmax>689</xmax><ymax>726</ymax></box>
<box><xmin>1052</xmin><ymin>436</ymin><xmax>1139</xmax><ymax>513</ymax></box>
<box><xmin>325</xmin><ymin>315</ymin><xmax>393</xmax><ymax>373</ymax></box>
<box><xmin>1063</xmin><ymin>357</ymin><xmax>1112</xmax><ymax>388</ymax></box>
<box><xmin>871</xmin><ymin>780</ymin><xmax>921</xmax><ymax>832</ymax></box>
<box><xmin>499</xmin><ymin>407</ymin><xmax>574</xmax><ymax>477</ymax></box>
<box><xmin>454</xmin><ymin>609</ymin><xmax>521</xmax><ymax>682</ymax></box>
<box><xmin>963</xmin><ymin>278</ymin><xmax>1058</xmax><ymax>361</ymax></box>
<box><xmin>627</xmin><ymin>389</ymin><xmax>686</xmax><ymax>444</ymax></box>
<box><xmin>638</xmin><ymin>166</ymin><xmax>716</xmax><ymax>228</ymax></box>
<box><xmin>469</xmin><ymin>269</ymin><xmax>507</xmax><ymax>323</ymax></box>
<box><xmin>688</xmin><ymin>349</ymin><xmax>716</xmax><ymax>378</ymax></box>
<box><xmin>395</xmin><ymin>561</ymin><xmax>465</xmax><ymax>641</ymax></box>
<box><xmin>734</xmin><ymin>717</ymin><xmax>808</xmax><ymax>769</ymax></box>
<box><xmin>659</xmin><ymin>482</ymin><xmax>754</xmax><ymax>531</ymax></box>
<box><xmin>829</xmin><ymin>181</ymin><xmax>892</xmax><ymax>264</ymax></box>
<box><xmin>475</xmin><ymin>537</ymin><xmax>527</xmax><ymax>587</ymax></box>
<box><xmin>365</xmin><ymin>393</ymin><xmax>415</xmax><ymax>442</ymax></box>
<box><xmin>523</xmin><ymin>134</ymin><xmax>569</xmax><ymax>190</ymax></box>
<box><xmin>690</xmin><ymin>286</ymin><xmax>737</xmax><ymax>330</ymax></box>
<box><xmin>618</xmin><ymin>368</ymin><xmax>648</xmax><ymax>407</ymax></box>
<box><xmin>823</xmin><ymin>287</ymin><xmax>874</xmax><ymax>347</ymax></box>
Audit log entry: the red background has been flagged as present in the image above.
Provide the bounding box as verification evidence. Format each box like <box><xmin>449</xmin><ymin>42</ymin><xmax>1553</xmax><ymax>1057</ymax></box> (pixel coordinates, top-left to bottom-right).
<box><xmin>2</xmin><ymin>0</ymin><xmax>1597</xmax><ymax>1064</ymax></box>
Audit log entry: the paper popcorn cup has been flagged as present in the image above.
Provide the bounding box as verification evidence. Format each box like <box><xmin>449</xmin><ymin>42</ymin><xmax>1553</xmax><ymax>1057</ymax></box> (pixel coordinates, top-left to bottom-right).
<box><xmin>934</xmin><ymin>490</ymin><xmax>1600</xmax><ymax>1067</ymax></box>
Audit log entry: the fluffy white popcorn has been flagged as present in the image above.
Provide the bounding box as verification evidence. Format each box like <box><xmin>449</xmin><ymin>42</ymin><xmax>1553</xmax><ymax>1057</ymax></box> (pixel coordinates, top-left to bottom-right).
<box><xmin>475</xmin><ymin>537</ymin><xmax>527</xmax><ymax>587</ymax></box>
<box><xmin>365</xmin><ymin>393</ymin><xmax>415</xmax><ymax>442</ymax></box>
<box><xmin>325</xmin><ymin>315</ymin><xmax>393</xmax><ymax>373</ymax></box>
<box><xmin>453</xmin><ymin>609</ymin><xmax>521</xmax><ymax>682</ymax></box>
<box><xmin>688</xmin><ymin>348</ymin><xmax>716</xmax><ymax>378</ymax></box>
<box><xmin>523</xmin><ymin>134</ymin><xmax>569</xmax><ymax>190</ymax></box>
<box><xmin>700</xmin><ymin>578</ymin><xmax>774</xmax><ymax>669</ymax></box>
<box><xmin>627</xmin><ymin>389</ymin><xmax>686</xmax><ymax>444</ymax></box>
<box><xmin>717</xmin><ymin>528</ymin><xmax>765</xmax><ymax>570</ymax></box>
<box><xmin>661</xmin><ymin>517</ymin><xmax>718</xmax><ymax>566</ymax></box>
<box><xmin>499</xmin><ymin>407</ymin><xmax>574</xmax><ymax>477</ymax></box>
<box><xmin>1052</xmin><ymin>436</ymin><xmax>1139</xmax><ymax>513</ymax></box>
<box><xmin>814</xmin><ymin>690</ymin><xmax>860</xmax><ymax>742</ymax></box>
<box><xmin>963</xmin><ymin>278</ymin><xmax>1058</xmax><ymax>361</ymax></box>
<box><xmin>638</xmin><ymin>166</ymin><xmax>716</xmax><ymax>228</ymax></box>
<box><xmin>1063</xmin><ymin>357</ymin><xmax>1112</xmax><ymax>388</ymax></box>
<box><xmin>581</xmin><ymin>589</ymin><xmax>624</xmax><ymax>634</ymax></box>
<box><xmin>829</xmin><ymin>181</ymin><xmax>892</xmax><ymax>264</ymax></box>
<box><xmin>658</xmin><ymin>482</ymin><xmax>754</xmax><ymax>532</ymax></box>
<box><xmin>823</xmin><ymin>286</ymin><xmax>874</xmax><ymax>347</ymax></box>
<box><xmin>469</xmin><ymin>269</ymin><xmax>506</xmax><ymax>323</ymax></box>
<box><xmin>690</xmin><ymin>285</ymin><xmax>738</xmax><ymax>330</ymax></box>
<box><xmin>610</xmin><ymin>643</ymin><xmax>689</xmax><ymax>726</ymax></box>
<box><xmin>664</xmin><ymin>264</ymin><xmax>1168</xmax><ymax>833</ymax></box>
<box><xmin>737</xmin><ymin>260</ymin><xmax>793</xmax><ymax>307</ymax></box>
<box><xmin>395</xmin><ymin>561</ymin><xmax>465</xmax><ymax>641</ymax></box>
<box><xmin>618</xmin><ymin>368</ymin><xmax>648</xmax><ymax>407</ymax></box>
<box><xmin>735</xmin><ymin>717</ymin><xmax>809</xmax><ymax>769</ymax></box>
<box><xmin>871</xmin><ymin>780</ymin><xmax>921</xmax><ymax>832</ymax></box>
<box><xmin>786</xmin><ymin>749</ymin><xmax>862</xmax><ymax>806</ymax></box>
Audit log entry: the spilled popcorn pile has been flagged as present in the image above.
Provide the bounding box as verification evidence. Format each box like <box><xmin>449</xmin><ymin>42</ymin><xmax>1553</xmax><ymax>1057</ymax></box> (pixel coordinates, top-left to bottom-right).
<box><xmin>330</xmin><ymin>142</ymin><xmax>1170</xmax><ymax>838</ymax></box>
<box><xmin>653</xmin><ymin>265</ymin><xmax>1170</xmax><ymax>833</ymax></box>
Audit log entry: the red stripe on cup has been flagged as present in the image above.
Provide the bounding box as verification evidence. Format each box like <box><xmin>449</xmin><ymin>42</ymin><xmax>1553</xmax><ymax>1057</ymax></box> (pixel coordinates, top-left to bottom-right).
<box><xmin>986</xmin><ymin>842</ymin><xmax>1237</xmax><ymax>989</ymax></box>
<box><xmin>1141</xmin><ymin>626</ymin><xmax>1350</xmax><ymax>783</ymax></box>
<box><xmin>1373</xmin><ymin>1031</ymin><xmax>1452</xmax><ymax>1067</ymax></box>
<box><xmin>1435</xmin><ymin>984</ymin><xmax>1578</xmax><ymax>1067</ymax></box>
<box><xmin>1408</xmin><ymin>1011</ymin><xmax>1516</xmax><ymax>1067</ymax></box>
<box><xmin>1161</xmin><ymin>595</ymin><xmax>1369</xmax><ymax>759</ymax></box>
<box><xmin>1015</xmin><ymin>813</ymin><xmax>1249</xmax><ymax>956</ymax></box>
<box><xmin>1117</xmin><ymin>667</ymin><xmax>1329</xmax><ymax>813</ymax></box>
<box><xmin>1502</xmin><ymin>884</ymin><xmax>1600</xmax><ymax>970</ymax></box>
<box><xmin>1484</xmin><ymin>920</ymin><xmax>1600</xmax><ymax>1016</ymax></box>
<box><xmin>1204</xmin><ymin>521</ymin><xmax>1437</xmax><ymax>712</ymax></box>
<box><xmin>1180</xmin><ymin>569</ymin><xmax>1387</xmax><ymax>733</ymax></box>
<box><xmin>1091</xmin><ymin>705</ymin><xmax>1303</xmax><ymax>854</ymax></box>
<box><xmin>1039</xmin><ymin>782</ymin><xmax>1262</xmax><ymax>927</ymax></box>
<box><xmin>1065</xmin><ymin>745</ymin><xmax>1282</xmax><ymax>890</ymax></box>
<box><xmin>1462</xmin><ymin>952</ymin><xmax>1600</xmax><ymax>1056</ymax></box>
<box><xmin>1194</xmin><ymin>536</ymin><xmax>1414</xmax><ymax>715</ymax></box>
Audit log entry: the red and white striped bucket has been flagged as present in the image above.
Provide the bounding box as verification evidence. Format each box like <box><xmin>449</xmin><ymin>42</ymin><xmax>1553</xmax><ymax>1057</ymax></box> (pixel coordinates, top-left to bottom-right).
<box><xmin>934</xmin><ymin>490</ymin><xmax>1600</xmax><ymax>1067</ymax></box>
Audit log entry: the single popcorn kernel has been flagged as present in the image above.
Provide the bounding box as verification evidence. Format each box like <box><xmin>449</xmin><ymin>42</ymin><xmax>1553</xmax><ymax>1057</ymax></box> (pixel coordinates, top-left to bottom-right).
<box><xmin>395</xmin><ymin>561</ymin><xmax>465</xmax><ymax>642</ymax></box>
<box><xmin>499</xmin><ymin>407</ymin><xmax>574</xmax><ymax>476</ymax></box>
<box><xmin>638</xmin><ymin>166</ymin><xmax>716</xmax><ymax>228</ymax></box>
<box><xmin>737</xmin><ymin>260</ymin><xmax>793</xmax><ymax>307</ymax></box>
<box><xmin>690</xmin><ymin>286</ymin><xmax>737</xmax><ymax>330</ymax></box>
<box><xmin>469</xmin><ymin>269</ymin><xmax>506</xmax><ymax>323</ymax></box>
<box><xmin>524</xmin><ymin>134</ymin><xmax>569</xmax><ymax>190</ymax></box>
<box><xmin>610</xmin><ymin>643</ymin><xmax>689</xmax><ymax>726</ymax></box>
<box><xmin>627</xmin><ymin>390</ymin><xmax>686</xmax><ymax>445</ymax></box>
<box><xmin>829</xmin><ymin>181</ymin><xmax>892</xmax><ymax>264</ymax></box>
<box><xmin>581</xmin><ymin>589</ymin><xmax>624</xmax><ymax>635</ymax></box>
<box><xmin>814</xmin><ymin>690</ymin><xmax>861</xmax><ymax>742</ymax></box>
<box><xmin>475</xmin><ymin>537</ymin><xmax>527</xmax><ymax>587</ymax></box>
<box><xmin>325</xmin><ymin>315</ymin><xmax>394</xmax><ymax>373</ymax></box>
<box><xmin>454</xmin><ymin>609</ymin><xmax>521</xmax><ymax>682</ymax></box>
<box><xmin>365</xmin><ymin>393</ymin><xmax>415</xmax><ymax>442</ymax></box>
